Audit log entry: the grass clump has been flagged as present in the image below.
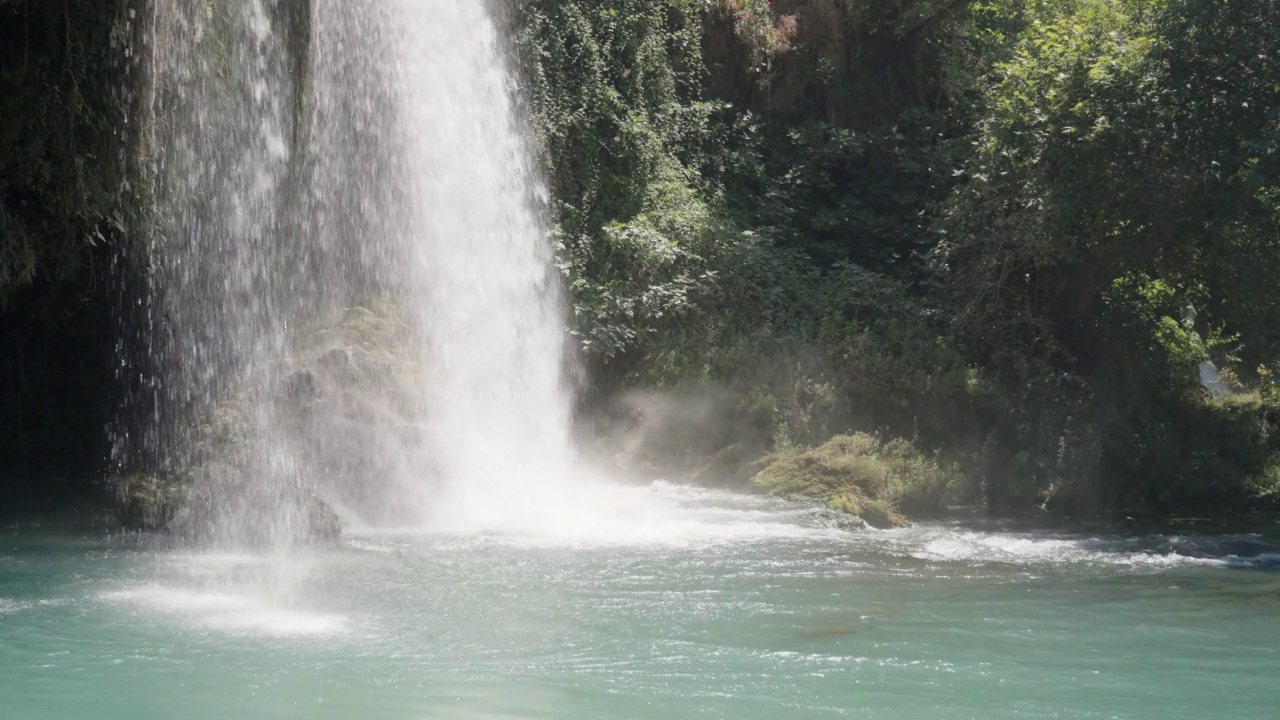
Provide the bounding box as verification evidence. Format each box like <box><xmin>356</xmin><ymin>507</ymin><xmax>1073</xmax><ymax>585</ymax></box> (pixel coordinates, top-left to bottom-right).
<box><xmin>754</xmin><ymin>433</ymin><xmax>962</xmax><ymax>528</ymax></box>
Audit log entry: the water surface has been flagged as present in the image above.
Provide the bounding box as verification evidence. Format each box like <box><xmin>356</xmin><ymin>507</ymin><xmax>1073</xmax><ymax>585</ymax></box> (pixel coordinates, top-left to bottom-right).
<box><xmin>3</xmin><ymin>484</ymin><xmax>1277</xmax><ymax>720</ymax></box>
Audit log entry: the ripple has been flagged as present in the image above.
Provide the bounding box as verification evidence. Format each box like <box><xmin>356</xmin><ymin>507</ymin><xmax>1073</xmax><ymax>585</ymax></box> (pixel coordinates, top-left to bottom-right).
<box><xmin>859</xmin><ymin>525</ymin><xmax>1279</xmax><ymax>570</ymax></box>
<box><xmin>0</xmin><ymin>597</ymin><xmax>27</xmax><ymax>615</ymax></box>
<box><xmin>1226</xmin><ymin>552</ymin><xmax>1280</xmax><ymax>569</ymax></box>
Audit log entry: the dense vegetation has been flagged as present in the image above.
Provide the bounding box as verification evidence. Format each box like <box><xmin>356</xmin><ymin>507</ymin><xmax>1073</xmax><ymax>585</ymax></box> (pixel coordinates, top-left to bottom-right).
<box><xmin>1</xmin><ymin>0</ymin><xmax>1277</xmax><ymax>519</ymax></box>
<box><xmin>511</xmin><ymin>0</ymin><xmax>1280</xmax><ymax>517</ymax></box>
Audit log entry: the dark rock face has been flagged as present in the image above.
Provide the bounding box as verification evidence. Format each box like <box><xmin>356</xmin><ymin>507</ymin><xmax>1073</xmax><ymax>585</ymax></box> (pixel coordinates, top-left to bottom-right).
<box><xmin>0</xmin><ymin>264</ymin><xmax>116</xmax><ymax>495</ymax></box>
<box><xmin>116</xmin><ymin>306</ymin><xmax>431</xmax><ymax>545</ymax></box>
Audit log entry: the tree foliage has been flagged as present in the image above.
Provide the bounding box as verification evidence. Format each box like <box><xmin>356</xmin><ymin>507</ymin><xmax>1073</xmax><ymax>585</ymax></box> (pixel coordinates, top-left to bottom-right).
<box><xmin>937</xmin><ymin>0</ymin><xmax>1280</xmax><ymax>510</ymax></box>
<box><xmin>517</xmin><ymin>0</ymin><xmax>1280</xmax><ymax>515</ymax></box>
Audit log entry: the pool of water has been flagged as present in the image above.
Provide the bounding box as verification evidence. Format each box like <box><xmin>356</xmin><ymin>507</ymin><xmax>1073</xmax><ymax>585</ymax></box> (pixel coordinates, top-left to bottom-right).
<box><xmin>3</xmin><ymin>483</ymin><xmax>1278</xmax><ymax>720</ymax></box>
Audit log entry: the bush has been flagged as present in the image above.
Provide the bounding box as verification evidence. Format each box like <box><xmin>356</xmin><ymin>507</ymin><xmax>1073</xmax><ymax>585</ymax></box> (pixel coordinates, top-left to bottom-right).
<box><xmin>753</xmin><ymin>433</ymin><xmax>963</xmax><ymax>527</ymax></box>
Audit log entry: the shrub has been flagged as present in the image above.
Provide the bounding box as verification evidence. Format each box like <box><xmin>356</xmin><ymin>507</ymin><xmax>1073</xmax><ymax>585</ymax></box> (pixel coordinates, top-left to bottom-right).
<box><xmin>754</xmin><ymin>433</ymin><xmax>963</xmax><ymax>526</ymax></box>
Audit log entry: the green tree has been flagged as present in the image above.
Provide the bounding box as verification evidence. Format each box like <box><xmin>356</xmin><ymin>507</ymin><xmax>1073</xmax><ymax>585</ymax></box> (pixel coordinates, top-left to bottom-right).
<box><xmin>938</xmin><ymin>0</ymin><xmax>1280</xmax><ymax>510</ymax></box>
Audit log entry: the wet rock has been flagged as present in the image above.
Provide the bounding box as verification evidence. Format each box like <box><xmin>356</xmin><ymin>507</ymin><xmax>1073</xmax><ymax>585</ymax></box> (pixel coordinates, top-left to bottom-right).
<box><xmin>166</xmin><ymin>460</ymin><xmax>341</xmax><ymax>548</ymax></box>
<box><xmin>114</xmin><ymin>305</ymin><xmax>432</xmax><ymax>544</ymax></box>
<box><xmin>116</xmin><ymin>473</ymin><xmax>186</xmax><ymax>531</ymax></box>
<box><xmin>283</xmin><ymin>369</ymin><xmax>317</xmax><ymax>403</ymax></box>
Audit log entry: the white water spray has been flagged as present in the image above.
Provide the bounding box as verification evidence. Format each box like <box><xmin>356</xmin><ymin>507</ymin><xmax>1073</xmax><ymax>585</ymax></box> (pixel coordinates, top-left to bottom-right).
<box><xmin>141</xmin><ymin>0</ymin><xmax>671</xmax><ymax>544</ymax></box>
<box><xmin>314</xmin><ymin>1</ymin><xmax>576</xmax><ymax>530</ymax></box>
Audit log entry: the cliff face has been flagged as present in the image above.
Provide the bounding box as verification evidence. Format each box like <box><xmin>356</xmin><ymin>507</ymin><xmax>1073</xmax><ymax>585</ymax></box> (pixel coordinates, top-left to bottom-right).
<box><xmin>0</xmin><ymin>0</ymin><xmax>133</xmax><ymax>493</ymax></box>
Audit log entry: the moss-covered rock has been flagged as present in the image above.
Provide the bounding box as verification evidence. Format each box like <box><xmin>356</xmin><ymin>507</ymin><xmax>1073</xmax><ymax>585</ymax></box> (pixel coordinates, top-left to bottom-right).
<box><xmin>117</xmin><ymin>464</ymin><xmax>339</xmax><ymax>547</ymax></box>
<box><xmin>114</xmin><ymin>305</ymin><xmax>429</xmax><ymax>544</ymax></box>
<box><xmin>753</xmin><ymin>433</ymin><xmax>961</xmax><ymax>529</ymax></box>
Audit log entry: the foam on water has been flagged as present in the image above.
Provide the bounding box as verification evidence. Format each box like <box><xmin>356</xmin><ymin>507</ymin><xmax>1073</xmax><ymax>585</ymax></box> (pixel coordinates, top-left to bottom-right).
<box><xmin>1225</xmin><ymin>551</ymin><xmax>1280</xmax><ymax>568</ymax></box>
<box><xmin>95</xmin><ymin>502</ymin><xmax>1280</xmax><ymax>643</ymax></box>
<box><xmin>0</xmin><ymin>597</ymin><xmax>72</xmax><ymax>616</ymax></box>
<box><xmin>101</xmin><ymin>551</ymin><xmax>349</xmax><ymax>638</ymax></box>
<box><xmin>855</xmin><ymin>524</ymin><xmax>1280</xmax><ymax>570</ymax></box>
<box><xmin>103</xmin><ymin>481</ymin><xmax>843</xmax><ymax>639</ymax></box>
<box><xmin>912</xmin><ymin>531</ymin><xmax>1228</xmax><ymax>567</ymax></box>
<box><xmin>346</xmin><ymin>480</ymin><xmax>844</xmax><ymax>548</ymax></box>
<box><xmin>103</xmin><ymin>586</ymin><xmax>346</xmax><ymax>637</ymax></box>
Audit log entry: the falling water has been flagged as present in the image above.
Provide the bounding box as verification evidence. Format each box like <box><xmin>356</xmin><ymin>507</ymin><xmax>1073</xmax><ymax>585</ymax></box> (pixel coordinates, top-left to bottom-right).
<box><xmin>139</xmin><ymin>0</ymin><xmax>579</xmax><ymax>546</ymax></box>
<box><xmin>311</xmin><ymin>1</ymin><xmax>577</xmax><ymax>531</ymax></box>
<box><xmin>139</xmin><ymin>0</ymin><xmax>309</xmax><ymax>547</ymax></box>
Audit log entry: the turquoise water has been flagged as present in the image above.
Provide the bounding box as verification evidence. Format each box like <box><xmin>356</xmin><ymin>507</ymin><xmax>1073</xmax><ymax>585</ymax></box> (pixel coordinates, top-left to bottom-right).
<box><xmin>3</xmin><ymin>484</ymin><xmax>1278</xmax><ymax>720</ymax></box>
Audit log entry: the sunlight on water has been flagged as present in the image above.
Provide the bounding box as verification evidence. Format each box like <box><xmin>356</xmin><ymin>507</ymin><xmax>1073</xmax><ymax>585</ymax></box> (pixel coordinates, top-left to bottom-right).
<box><xmin>3</xmin><ymin>507</ymin><xmax>1278</xmax><ymax>720</ymax></box>
<box><xmin>374</xmin><ymin>481</ymin><xmax>844</xmax><ymax>546</ymax></box>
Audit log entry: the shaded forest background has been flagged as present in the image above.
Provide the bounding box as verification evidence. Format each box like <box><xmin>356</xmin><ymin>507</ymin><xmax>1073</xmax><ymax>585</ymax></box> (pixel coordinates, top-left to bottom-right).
<box><xmin>2</xmin><ymin>0</ymin><xmax>1278</xmax><ymax>518</ymax></box>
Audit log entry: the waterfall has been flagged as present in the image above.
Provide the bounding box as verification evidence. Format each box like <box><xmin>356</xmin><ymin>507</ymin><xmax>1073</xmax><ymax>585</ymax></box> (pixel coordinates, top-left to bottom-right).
<box><xmin>137</xmin><ymin>0</ymin><xmax>579</xmax><ymax>545</ymax></box>
<box><xmin>310</xmin><ymin>0</ymin><xmax>577</xmax><ymax>531</ymax></box>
